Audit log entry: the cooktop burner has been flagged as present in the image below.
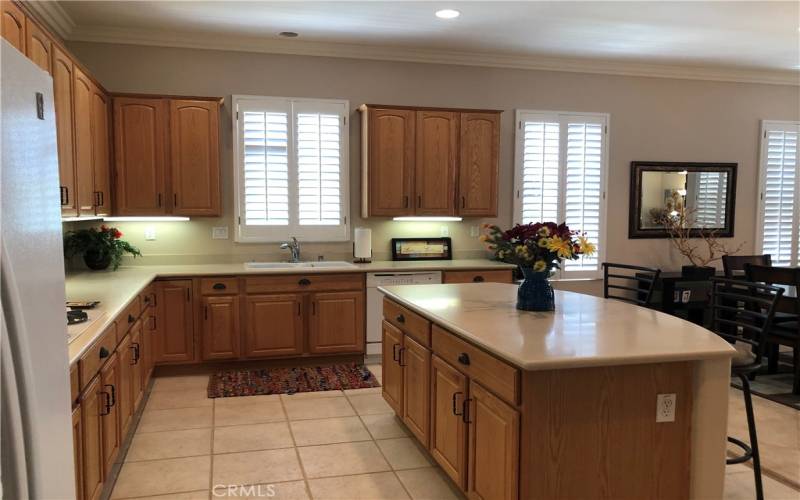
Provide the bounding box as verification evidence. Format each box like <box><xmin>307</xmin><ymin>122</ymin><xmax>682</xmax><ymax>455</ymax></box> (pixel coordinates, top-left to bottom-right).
<box><xmin>67</xmin><ymin>309</ymin><xmax>88</xmax><ymax>325</ymax></box>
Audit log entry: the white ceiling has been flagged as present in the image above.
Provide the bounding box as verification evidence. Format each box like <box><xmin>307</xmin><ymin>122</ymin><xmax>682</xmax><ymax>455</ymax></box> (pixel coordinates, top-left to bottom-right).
<box><xmin>38</xmin><ymin>1</ymin><xmax>800</xmax><ymax>84</ymax></box>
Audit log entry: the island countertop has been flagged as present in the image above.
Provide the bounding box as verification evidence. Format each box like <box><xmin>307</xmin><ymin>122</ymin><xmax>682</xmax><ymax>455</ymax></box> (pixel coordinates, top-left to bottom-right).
<box><xmin>378</xmin><ymin>282</ymin><xmax>735</xmax><ymax>371</ymax></box>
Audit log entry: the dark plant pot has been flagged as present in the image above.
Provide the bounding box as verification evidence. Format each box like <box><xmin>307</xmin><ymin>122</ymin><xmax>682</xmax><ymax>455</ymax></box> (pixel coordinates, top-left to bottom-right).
<box><xmin>681</xmin><ymin>265</ymin><xmax>715</xmax><ymax>281</ymax></box>
<box><xmin>84</xmin><ymin>251</ymin><xmax>112</xmax><ymax>271</ymax></box>
<box><xmin>517</xmin><ymin>268</ymin><xmax>555</xmax><ymax>312</ymax></box>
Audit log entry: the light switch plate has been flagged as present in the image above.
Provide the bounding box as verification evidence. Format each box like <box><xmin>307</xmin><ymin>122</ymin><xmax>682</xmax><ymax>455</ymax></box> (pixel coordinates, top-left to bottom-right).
<box><xmin>212</xmin><ymin>226</ymin><xmax>229</xmax><ymax>240</ymax></box>
<box><xmin>144</xmin><ymin>226</ymin><xmax>156</xmax><ymax>241</ymax></box>
<box><xmin>440</xmin><ymin>225</ymin><xmax>449</xmax><ymax>237</ymax></box>
<box><xmin>469</xmin><ymin>225</ymin><xmax>480</xmax><ymax>237</ymax></box>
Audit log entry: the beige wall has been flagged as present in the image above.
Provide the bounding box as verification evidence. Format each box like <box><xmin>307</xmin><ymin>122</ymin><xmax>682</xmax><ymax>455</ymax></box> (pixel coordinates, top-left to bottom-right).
<box><xmin>67</xmin><ymin>42</ymin><xmax>799</xmax><ymax>271</ymax></box>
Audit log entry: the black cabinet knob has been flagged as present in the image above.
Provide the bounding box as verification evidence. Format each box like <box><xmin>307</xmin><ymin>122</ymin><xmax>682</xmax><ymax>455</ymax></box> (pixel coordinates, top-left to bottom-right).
<box><xmin>298</xmin><ymin>278</ymin><xmax>311</xmax><ymax>286</ymax></box>
<box><xmin>212</xmin><ymin>283</ymin><xmax>226</xmax><ymax>290</ymax></box>
<box><xmin>99</xmin><ymin>347</ymin><xmax>109</xmax><ymax>359</ymax></box>
<box><xmin>457</xmin><ymin>352</ymin><xmax>470</xmax><ymax>365</ymax></box>
<box><xmin>473</xmin><ymin>276</ymin><xmax>485</xmax><ymax>283</ymax></box>
<box><xmin>396</xmin><ymin>314</ymin><xmax>405</xmax><ymax>324</ymax></box>
<box><xmin>128</xmin><ymin>314</ymin><xmax>135</xmax><ymax>323</ymax></box>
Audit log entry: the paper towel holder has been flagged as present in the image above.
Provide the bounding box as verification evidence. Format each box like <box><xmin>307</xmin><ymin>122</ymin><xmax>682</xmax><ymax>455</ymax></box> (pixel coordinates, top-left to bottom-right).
<box><xmin>352</xmin><ymin>243</ymin><xmax>372</xmax><ymax>264</ymax></box>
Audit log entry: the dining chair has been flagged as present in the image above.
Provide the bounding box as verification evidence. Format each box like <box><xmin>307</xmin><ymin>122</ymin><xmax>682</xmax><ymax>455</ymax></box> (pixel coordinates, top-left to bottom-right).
<box><xmin>745</xmin><ymin>264</ymin><xmax>800</xmax><ymax>392</ymax></box>
<box><xmin>722</xmin><ymin>254</ymin><xmax>772</xmax><ymax>279</ymax></box>
<box><xmin>601</xmin><ymin>263</ymin><xmax>661</xmax><ymax>307</ymax></box>
<box><xmin>709</xmin><ymin>278</ymin><xmax>784</xmax><ymax>500</ymax></box>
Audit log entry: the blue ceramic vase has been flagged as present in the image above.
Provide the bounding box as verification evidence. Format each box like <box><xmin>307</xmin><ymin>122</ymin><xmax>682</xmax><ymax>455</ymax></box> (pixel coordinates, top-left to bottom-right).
<box><xmin>517</xmin><ymin>267</ymin><xmax>555</xmax><ymax>311</ymax></box>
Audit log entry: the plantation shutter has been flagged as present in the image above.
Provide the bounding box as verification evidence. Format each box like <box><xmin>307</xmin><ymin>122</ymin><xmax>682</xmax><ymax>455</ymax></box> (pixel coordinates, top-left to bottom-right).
<box><xmin>692</xmin><ymin>171</ymin><xmax>727</xmax><ymax>228</ymax></box>
<box><xmin>241</xmin><ymin>108</ymin><xmax>290</xmax><ymax>226</ymax></box>
<box><xmin>758</xmin><ymin>121</ymin><xmax>800</xmax><ymax>266</ymax></box>
<box><xmin>519</xmin><ymin>117</ymin><xmax>560</xmax><ymax>223</ymax></box>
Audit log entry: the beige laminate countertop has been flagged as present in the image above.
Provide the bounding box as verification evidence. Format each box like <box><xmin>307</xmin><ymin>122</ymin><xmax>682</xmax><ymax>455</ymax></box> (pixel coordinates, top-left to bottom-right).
<box><xmin>378</xmin><ymin>283</ymin><xmax>736</xmax><ymax>371</ymax></box>
<box><xmin>65</xmin><ymin>259</ymin><xmax>514</xmax><ymax>365</ymax></box>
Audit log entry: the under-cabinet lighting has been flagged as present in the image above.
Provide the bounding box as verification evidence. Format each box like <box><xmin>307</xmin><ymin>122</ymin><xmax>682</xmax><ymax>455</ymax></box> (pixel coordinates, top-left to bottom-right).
<box><xmin>102</xmin><ymin>216</ymin><xmax>190</xmax><ymax>222</ymax></box>
<box><xmin>392</xmin><ymin>216</ymin><xmax>463</xmax><ymax>222</ymax></box>
<box><xmin>435</xmin><ymin>9</ymin><xmax>460</xmax><ymax>19</ymax></box>
<box><xmin>61</xmin><ymin>216</ymin><xmax>103</xmax><ymax>222</ymax></box>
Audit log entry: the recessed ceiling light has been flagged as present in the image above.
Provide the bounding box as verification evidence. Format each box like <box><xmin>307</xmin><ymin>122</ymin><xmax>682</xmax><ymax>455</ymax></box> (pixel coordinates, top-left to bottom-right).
<box><xmin>279</xmin><ymin>31</ymin><xmax>299</xmax><ymax>38</ymax></box>
<box><xmin>435</xmin><ymin>9</ymin><xmax>460</xmax><ymax>19</ymax></box>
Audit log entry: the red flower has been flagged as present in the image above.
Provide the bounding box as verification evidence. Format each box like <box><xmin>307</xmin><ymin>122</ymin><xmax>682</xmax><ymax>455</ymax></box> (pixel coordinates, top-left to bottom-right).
<box><xmin>113</xmin><ymin>229</ymin><xmax>123</xmax><ymax>239</ymax></box>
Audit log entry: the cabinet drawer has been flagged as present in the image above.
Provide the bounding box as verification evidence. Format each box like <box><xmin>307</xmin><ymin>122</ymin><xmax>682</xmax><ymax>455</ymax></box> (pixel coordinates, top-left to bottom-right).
<box><xmin>383</xmin><ymin>298</ymin><xmax>431</xmax><ymax>347</ymax></box>
<box><xmin>120</xmin><ymin>295</ymin><xmax>142</xmax><ymax>335</ymax></box>
<box><xmin>78</xmin><ymin>323</ymin><xmax>117</xmax><ymax>390</ymax></box>
<box><xmin>245</xmin><ymin>273</ymin><xmax>364</xmax><ymax>294</ymax></box>
<box><xmin>442</xmin><ymin>270</ymin><xmax>513</xmax><ymax>284</ymax></box>
<box><xmin>431</xmin><ymin>324</ymin><xmax>519</xmax><ymax>405</ymax></box>
<box><xmin>200</xmin><ymin>277</ymin><xmax>239</xmax><ymax>295</ymax></box>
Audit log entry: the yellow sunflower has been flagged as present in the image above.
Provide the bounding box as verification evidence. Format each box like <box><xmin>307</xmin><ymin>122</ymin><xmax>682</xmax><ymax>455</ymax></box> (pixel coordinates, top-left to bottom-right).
<box><xmin>578</xmin><ymin>236</ymin><xmax>596</xmax><ymax>256</ymax></box>
<box><xmin>546</xmin><ymin>237</ymin><xmax>573</xmax><ymax>259</ymax></box>
<box><xmin>533</xmin><ymin>260</ymin><xmax>547</xmax><ymax>272</ymax></box>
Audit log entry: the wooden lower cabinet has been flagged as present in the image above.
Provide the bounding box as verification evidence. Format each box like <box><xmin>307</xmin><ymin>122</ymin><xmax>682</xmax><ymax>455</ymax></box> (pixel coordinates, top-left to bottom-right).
<box><xmin>244</xmin><ymin>294</ymin><xmax>303</xmax><ymax>358</ymax></box>
<box><xmin>99</xmin><ymin>352</ymin><xmax>120</xmax><ymax>477</ymax></box>
<box><xmin>202</xmin><ymin>295</ymin><xmax>240</xmax><ymax>360</ymax></box>
<box><xmin>402</xmin><ymin>335</ymin><xmax>430</xmax><ymax>446</ymax></box>
<box><xmin>308</xmin><ymin>291</ymin><xmax>365</xmax><ymax>354</ymax></box>
<box><xmin>80</xmin><ymin>376</ymin><xmax>104</xmax><ymax>500</ymax></box>
<box><xmin>72</xmin><ymin>407</ymin><xmax>84</xmax><ymax>500</ymax></box>
<box><xmin>381</xmin><ymin>321</ymin><xmax>404</xmax><ymax>415</ymax></box>
<box><xmin>467</xmin><ymin>381</ymin><xmax>519</xmax><ymax>500</ymax></box>
<box><xmin>430</xmin><ymin>354</ymin><xmax>468</xmax><ymax>489</ymax></box>
<box><xmin>442</xmin><ymin>270</ymin><xmax>513</xmax><ymax>284</ymax></box>
<box><xmin>130</xmin><ymin>321</ymin><xmax>145</xmax><ymax>408</ymax></box>
<box><xmin>154</xmin><ymin>280</ymin><xmax>195</xmax><ymax>363</ymax></box>
<box><xmin>117</xmin><ymin>333</ymin><xmax>134</xmax><ymax>436</ymax></box>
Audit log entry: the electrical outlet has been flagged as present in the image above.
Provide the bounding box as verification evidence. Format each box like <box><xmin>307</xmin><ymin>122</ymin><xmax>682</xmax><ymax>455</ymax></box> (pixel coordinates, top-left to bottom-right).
<box><xmin>144</xmin><ymin>226</ymin><xmax>156</xmax><ymax>241</ymax></box>
<box><xmin>656</xmin><ymin>393</ymin><xmax>676</xmax><ymax>422</ymax></box>
<box><xmin>440</xmin><ymin>225</ymin><xmax>449</xmax><ymax>237</ymax></box>
<box><xmin>469</xmin><ymin>225</ymin><xmax>480</xmax><ymax>237</ymax></box>
<box><xmin>212</xmin><ymin>226</ymin><xmax>229</xmax><ymax>240</ymax></box>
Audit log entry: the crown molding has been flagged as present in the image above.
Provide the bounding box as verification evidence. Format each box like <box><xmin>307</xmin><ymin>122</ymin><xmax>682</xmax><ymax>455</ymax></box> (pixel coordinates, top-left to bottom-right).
<box><xmin>66</xmin><ymin>25</ymin><xmax>800</xmax><ymax>87</ymax></box>
<box><xmin>23</xmin><ymin>1</ymin><xmax>75</xmax><ymax>40</ymax></box>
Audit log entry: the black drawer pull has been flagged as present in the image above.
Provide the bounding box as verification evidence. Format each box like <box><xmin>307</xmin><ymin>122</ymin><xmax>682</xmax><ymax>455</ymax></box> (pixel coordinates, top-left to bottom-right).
<box><xmin>100</xmin><ymin>391</ymin><xmax>111</xmax><ymax>415</ymax></box>
<box><xmin>128</xmin><ymin>314</ymin><xmax>135</xmax><ymax>324</ymax></box>
<box><xmin>457</xmin><ymin>353</ymin><xmax>470</xmax><ymax>365</ymax></box>
<box><xmin>473</xmin><ymin>275</ymin><xmax>485</xmax><ymax>283</ymax></box>
<box><xmin>212</xmin><ymin>283</ymin><xmax>227</xmax><ymax>290</ymax></box>
<box><xmin>98</xmin><ymin>347</ymin><xmax>109</xmax><ymax>359</ymax></box>
<box><xmin>298</xmin><ymin>278</ymin><xmax>311</xmax><ymax>286</ymax></box>
<box><xmin>392</xmin><ymin>343</ymin><xmax>401</xmax><ymax>362</ymax></box>
<box><xmin>452</xmin><ymin>391</ymin><xmax>463</xmax><ymax>416</ymax></box>
<box><xmin>105</xmin><ymin>384</ymin><xmax>116</xmax><ymax>407</ymax></box>
<box><xmin>462</xmin><ymin>398</ymin><xmax>472</xmax><ymax>423</ymax></box>
<box><xmin>396</xmin><ymin>314</ymin><xmax>405</xmax><ymax>324</ymax></box>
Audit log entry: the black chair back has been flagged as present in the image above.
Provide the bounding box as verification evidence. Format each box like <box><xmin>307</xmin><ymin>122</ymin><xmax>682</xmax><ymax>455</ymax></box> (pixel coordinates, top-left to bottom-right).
<box><xmin>601</xmin><ymin>262</ymin><xmax>661</xmax><ymax>307</ymax></box>
<box><xmin>709</xmin><ymin>278</ymin><xmax>784</xmax><ymax>369</ymax></box>
<box><xmin>722</xmin><ymin>255</ymin><xmax>772</xmax><ymax>279</ymax></box>
<box><xmin>745</xmin><ymin>264</ymin><xmax>800</xmax><ymax>316</ymax></box>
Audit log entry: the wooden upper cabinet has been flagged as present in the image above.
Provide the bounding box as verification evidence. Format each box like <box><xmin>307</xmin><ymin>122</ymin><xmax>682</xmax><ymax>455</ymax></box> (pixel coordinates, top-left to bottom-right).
<box><xmin>170</xmin><ymin>99</ymin><xmax>221</xmax><ymax>216</ymax></box>
<box><xmin>73</xmin><ymin>67</ymin><xmax>95</xmax><ymax>215</ymax></box>
<box><xmin>24</xmin><ymin>17</ymin><xmax>51</xmax><ymax>73</ymax></box>
<box><xmin>52</xmin><ymin>46</ymin><xmax>77</xmax><ymax>216</ymax></box>
<box><xmin>458</xmin><ymin>112</ymin><xmax>500</xmax><ymax>217</ymax></box>
<box><xmin>365</xmin><ymin>107</ymin><xmax>415</xmax><ymax>216</ymax></box>
<box><xmin>415</xmin><ymin>111</ymin><xmax>457</xmax><ymax>216</ymax></box>
<box><xmin>0</xmin><ymin>1</ymin><xmax>25</xmax><ymax>53</ymax></box>
<box><xmin>91</xmin><ymin>86</ymin><xmax>112</xmax><ymax>215</ymax></box>
<box><xmin>113</xmin><ymin>97</ymin><xmax>168</xmax><ymax>215</ymax></box>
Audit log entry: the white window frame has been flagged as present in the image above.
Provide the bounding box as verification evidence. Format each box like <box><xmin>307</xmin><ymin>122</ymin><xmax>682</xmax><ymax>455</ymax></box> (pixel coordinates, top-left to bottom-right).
<box><xmin>232</xmin><ymin>95</ymin><xmax>350</xmax><ymax>243</ymax></box>
<box><xmin>755</xmin><ymin>119</ymin><xmax>800</xmax><ymax>266</ymax></box>
<box><xmin>513</xmin><ymin>110</ymin><xmax>610</xmax><ymax>279</ymax></box>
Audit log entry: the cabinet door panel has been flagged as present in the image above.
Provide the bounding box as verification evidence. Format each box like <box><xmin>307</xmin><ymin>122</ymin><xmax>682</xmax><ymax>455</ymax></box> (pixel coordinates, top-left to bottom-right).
<box><xmin>415</xmin><ymin>111</ymin><xmax>456</xmax><ymax>215</ymax></box>
<box><xmin>81</xmin><ymin>376</ymin><xmax>104</xmax><ymax>500</ymax></box>
<box><xmin>202</xmin><ymin>295</ymin><xmax>240</xmax><ymax>360</ymax></box>
<box><xmin>91</xmin><ymin>86</ymin><xmax>112</xmax><ymax>215</ymax></box>
<box><xmin>458</xmin><ymin>112</ymin><xmax>499</xmax><ymax>217</ymax></box>
<box><xmin>403</xmin><ymin>335</ymin><xmax>431</xmax><ymax>447</ymax></box>
<box><xmin>368</xmin><ymin>108</ymin><xmax>415</xmax><ymax>216</ymax></box>
<box><xmin>154</xmin><ymin>280</ymin><xmax>195</xmax><ymax>363</ymax></box>
<box><xmin>117</xmin><ymin>334</ymin><xmax>134</xmax><ymax>437</ymax></box>
<box><xmin>430</xmin><ymin>354</ymin><xmax>468</xmax><ymax>489</ymax></box>
<box><xmin>25</xmin><ymin>17</ymin><xmax>51</xmax><ymax>73</ymax></box>
<box><xmin>309</xmin><ymin>291</ymin><xmax>365</xmax><ymax>354</ymax></box>
<box><xmin>130</xmin><ymin>322</ymin><xmax>144</xmax><ymax>409</ymax></box>
<box><xmin>244</xmin><ymin>294</ymin><xmax>303</xmax><ymax>358</ymax></box>
<box><xmin>113</xmin><ymin>97</ymin><xmax>168</xmax><ymax>215</ymax></box>
<box><xmin>170</xmin><ymin>99</ymin><xmax>220</xmax><ymax>215</ymax></box>
<box><xmin>0</xmin><ymin>1</ymin><xmax>25</xmax><ymax>53</ymax></box>
<box><xmin>99</xmin><ymin>352</ymin><xmax>120</xmax><ymax>478</ymax></box>
<box><xmin>73</xmin><ymin>67</ymin><xmax>95</xmax><ymax>215</ymax></box>
<box><xmin>72</xmin><ymin>407</ymin><xmax>84</xmax><ymax>500</ymax></box>
<box><xmin>52</xmin><ymin>46</ymin><xmax>77</xmax><ymax>216</ymax></box>
<box><xmin>381</xmin><ymin>321</ymin><xmax>403</xmax><ymax>415</ymax></box>
<box><xmin>467</xmin><ymin>381</ymin><xmax>519</xmax><ymax>500</ymax></box>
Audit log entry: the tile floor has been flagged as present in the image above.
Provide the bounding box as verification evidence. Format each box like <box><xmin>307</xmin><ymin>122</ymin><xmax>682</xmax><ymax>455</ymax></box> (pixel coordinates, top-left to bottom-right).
<box><xmin>109</xmin><ymin>365</ymin><xmax>800</xmax><ymax>499</ymax></box>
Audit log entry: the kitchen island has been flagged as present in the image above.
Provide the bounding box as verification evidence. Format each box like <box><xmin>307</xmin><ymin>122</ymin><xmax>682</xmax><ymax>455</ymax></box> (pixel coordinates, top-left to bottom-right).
<box><xmin>378</xmin><ymin>282</ymin><xmax>736</xmax><ymax>500</ymax></box>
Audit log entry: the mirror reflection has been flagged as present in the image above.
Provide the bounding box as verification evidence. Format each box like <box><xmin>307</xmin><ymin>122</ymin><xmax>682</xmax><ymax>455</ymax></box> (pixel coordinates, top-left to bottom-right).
<box><xmin>640</xmin><ymin>170</ymin><xmax>730</xmax><ymax>230</ymax></box>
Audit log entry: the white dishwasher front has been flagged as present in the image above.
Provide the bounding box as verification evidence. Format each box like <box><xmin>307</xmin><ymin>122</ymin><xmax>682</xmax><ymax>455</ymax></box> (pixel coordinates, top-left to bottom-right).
<box><xmin>365</xmin><ymin>271</ymin><xmax>442</xmax><ymax>355</ymax></box>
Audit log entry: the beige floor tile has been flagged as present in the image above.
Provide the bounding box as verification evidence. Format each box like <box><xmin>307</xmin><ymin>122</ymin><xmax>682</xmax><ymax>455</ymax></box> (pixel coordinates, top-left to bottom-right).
<box><xmin>137</xmin><ymin>406</ymin><xmax>213</xmax><ymax>433</ymax></box>
<box><xmin>126</xmin><ymin>428</ymin><xmax>211</xmax><ymax>462</ymax></box>
<box><xmin>145</xmin><ymin>390</ymin><xmax>213</xmax><ymax>411</ymax></box>
<box><xmin>348</xmin><ymin>393</ymin><xmax>394</xmax><ymax>416</ymax></box>
<box><xmin>396</xmin><ymin>468</ymin><xmax>465</xmax><ymax>500</ymax></box>
<box><xmin>343</xmin><ymin>387</ymin><xmax>382</xmax><ymax>396</ymax></box>
<box><xmin>151</xmin><ymin>375</ymin><xmax>210</xmax><ymax>393</ymax></box>
<box><xmin>213</xmin><ymin>394</ymin><xmax>281</xmax><ymax>407</ymax></box>
<box><xmin>126</xmin><ymin>491</ymin><xmax>209</xmax><ymax>500</ymax></box>
<box><xmin>298</xmin><ymin>441</ymin><xmax>390</xmax><ymax>478</ymax></box>
<box><xmin>308</xmin><ymin>472</ymin><xmax>410</xmax><ymax>500</ymax></box>
<box><xmin>291</xmin><ymin>416</ymin><xmax>371</xmax><ymax>446</ymax></box>
<box><xmin>376</xmin><ymin>437</ymin><xmax>433</xmax><ymax>470</ymax></box>
<box><xmin>111</xmin><ymin>456</ymin><xmax>210</xmax><ymax>498</ymax></box>
<box><xmin>211</xmin><ymin>480</ymin><xmax>309</xmax><ymax>499</ymax></box>
<box><xmin>212</xmin><ymin>448</ymin><xmax>303</xmax><ymax>487</ymax></box>
<box><xmin>284</xmin><ymin>397</ymin><xmax>355</xmax><ymax>421</ymax></box>
<box><xmin>360</xmin><ymin>414</ymin><xmax>409</xmax><ymax>440</ymax></box>
<box><xmin>213</xmin><ymin>422</ymin><xmax>294</xmax><ymax>454</ymax></box>
<box><xmin>214</xmin><ymin>401</ymin><xmax>286</xmax><ymax>427</ymax></box>
<box><xmin>280</xmin><ymin>390</ymin><xmax>344</xmax><ymax>401</ymax></box>
<box><xmin>724</xmin><ymin>469</ymin><xmax>800</xmax><ymax>500</ymax></box>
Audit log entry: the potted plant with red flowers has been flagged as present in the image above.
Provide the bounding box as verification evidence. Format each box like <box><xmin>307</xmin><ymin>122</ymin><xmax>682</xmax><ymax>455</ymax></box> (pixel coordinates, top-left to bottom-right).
<box><xmin>64</xmin><ymin>225</ymin><xmax>142</xmax><ymax>271</ymax></box>
<box><xmin>481</xmin><ymin>222</ymin><xmax>595</xmax><ymax>311</ymax></box>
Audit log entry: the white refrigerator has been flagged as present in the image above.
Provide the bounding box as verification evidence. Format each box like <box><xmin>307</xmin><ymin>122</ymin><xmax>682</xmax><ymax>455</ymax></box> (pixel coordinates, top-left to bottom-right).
<box><xmin>0</xmin><ymin>40</ymin><xmax>76</xmax><ymax>498</ymax></box>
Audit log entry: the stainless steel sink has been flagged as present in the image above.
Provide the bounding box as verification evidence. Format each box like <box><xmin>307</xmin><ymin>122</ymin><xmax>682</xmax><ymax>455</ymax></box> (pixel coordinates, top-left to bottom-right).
<box><xmin>244</xmin><ymin>261</ymin><xmax>356</xmax><ymax>269</ymax></box>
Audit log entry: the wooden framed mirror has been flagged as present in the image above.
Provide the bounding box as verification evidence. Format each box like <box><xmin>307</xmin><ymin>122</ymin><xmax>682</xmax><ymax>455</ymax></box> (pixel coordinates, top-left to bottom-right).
<box><xmin>629</xmin><ymin>161</ymin><xmax>737</xmax><ymax>239</ymax></box>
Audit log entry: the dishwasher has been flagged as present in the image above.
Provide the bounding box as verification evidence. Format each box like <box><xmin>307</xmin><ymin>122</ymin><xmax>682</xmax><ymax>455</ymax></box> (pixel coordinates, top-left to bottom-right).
<box><xmin>365</xmin><ymin>271</ymin><xmax>442</xmax><ymax>355</ymax></box>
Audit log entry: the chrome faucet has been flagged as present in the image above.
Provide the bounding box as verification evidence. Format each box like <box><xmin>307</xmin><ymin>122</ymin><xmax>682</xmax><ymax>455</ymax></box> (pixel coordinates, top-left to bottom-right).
<box><xmin>280</xmin><ymin>237</ymin><xmax>301</xmax><ymax>263</ymax></box>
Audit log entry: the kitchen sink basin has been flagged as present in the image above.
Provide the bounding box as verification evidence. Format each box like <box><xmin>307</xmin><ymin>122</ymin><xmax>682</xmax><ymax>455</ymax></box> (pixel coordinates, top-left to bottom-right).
<box><xmin>244</xmin><ymin>261</ymin><xmax>356</xmax><ymax>269</ymax></box>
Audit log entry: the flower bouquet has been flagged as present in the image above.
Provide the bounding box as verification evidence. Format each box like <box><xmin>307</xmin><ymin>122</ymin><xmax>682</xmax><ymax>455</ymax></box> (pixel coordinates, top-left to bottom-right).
<box><xmin>481</xmin><ymin>222</ymin><xmax>595</xmax><ymax>311</ymax></box>
<box><xmin>64</xmin><ymin>225</ymin><xmax>142</xmax><ymax>271</ymax></box>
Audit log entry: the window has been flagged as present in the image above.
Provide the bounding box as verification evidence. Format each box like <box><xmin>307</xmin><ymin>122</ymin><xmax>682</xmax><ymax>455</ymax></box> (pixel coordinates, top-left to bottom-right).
<box><xmin>756</xmin><ymin>120</ymin><xmax>800</xmax><ymax>266</ymax></box>
<box><xmin>513</xmin><ymin>111</ymin><xmax>608</xmax><ymax>278</ymax></box>
<box><xmin>233</xmin><ymin>96</ymin><xmax>350</xmax><ymax>242</ymax></box>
